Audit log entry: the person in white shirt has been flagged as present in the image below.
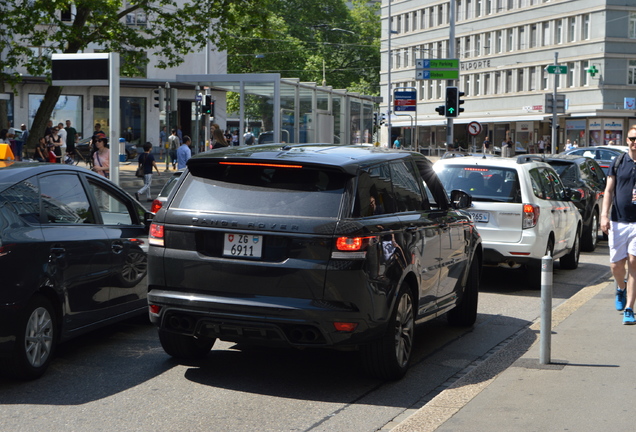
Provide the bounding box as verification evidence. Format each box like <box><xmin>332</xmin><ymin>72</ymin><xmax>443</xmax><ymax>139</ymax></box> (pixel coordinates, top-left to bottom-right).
<box><xmin>56</xmin><ymin>122</ymin><xmax>67</xmax><ymax>158</ymax></box>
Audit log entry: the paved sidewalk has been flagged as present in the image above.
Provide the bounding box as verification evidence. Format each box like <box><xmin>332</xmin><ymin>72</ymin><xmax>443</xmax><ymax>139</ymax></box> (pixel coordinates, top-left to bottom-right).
<box><xmin>392</xmin><ymin>277</ymin><xmax>633</xmax><ymax>432</ymax></box>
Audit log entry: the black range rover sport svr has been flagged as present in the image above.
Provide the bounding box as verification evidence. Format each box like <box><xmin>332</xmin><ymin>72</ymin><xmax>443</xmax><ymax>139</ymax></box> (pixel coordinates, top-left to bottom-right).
<box><xmin>147</xmin><ymin>144</ymin><xmax>482</xmax><ymax>379</ymax></box>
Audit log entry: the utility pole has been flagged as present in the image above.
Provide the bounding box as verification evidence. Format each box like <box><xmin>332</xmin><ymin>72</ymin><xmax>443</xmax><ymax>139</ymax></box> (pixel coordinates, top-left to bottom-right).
<box><xmin>551</xmin><ymin>52</ymin><xmax>558</xmax><ymax>154</ymax></box>
<box><xmin>447</xmin><ymin>0</ymin><xmax>456</xmax><ymax>150</ymax></box>
<box><xmin>387</xmin><ymin>0</ymin><xmax>392</xmax><ymax>148</ymax></box>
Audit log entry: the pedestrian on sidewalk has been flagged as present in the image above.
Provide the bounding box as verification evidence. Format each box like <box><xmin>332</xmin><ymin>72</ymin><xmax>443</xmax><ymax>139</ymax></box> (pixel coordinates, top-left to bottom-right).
<box><xmin>601</xmin><ymin>125</ymin><xmax>636</xmax><ymax>324</ymax></box>
<box><xmin>177</xmin><ymin>136</ymin><xmax>192</xmax><ymax>169</ymax></box>
<box><xmin>136</xmin><ymin>142</ymin><xmax>160</xmax><ymax>202</ymax></box>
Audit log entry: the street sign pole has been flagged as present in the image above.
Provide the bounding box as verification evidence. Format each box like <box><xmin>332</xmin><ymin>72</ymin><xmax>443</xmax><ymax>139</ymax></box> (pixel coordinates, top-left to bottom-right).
<box><xmin>551</xmin><ymin>52</ymin><xmax>558</xmax><ymax>154</ymax></box>
<box><xmin>447</xmin><ymin>0</ymin><xmax>456</xmax><ymax>152</ymax></box>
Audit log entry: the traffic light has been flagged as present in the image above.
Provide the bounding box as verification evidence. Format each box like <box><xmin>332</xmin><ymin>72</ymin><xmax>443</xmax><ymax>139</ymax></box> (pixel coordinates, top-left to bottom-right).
<box><xmin>445</xmin><ymin>86</ymin><xmax>465</xmax><ymax>118</ymax></box>
<box><xmin>373</xmin><ymin>112</ymin><xmax>378</xmax><ymax>126</ymax></box>
<box><xmin>169</xmin><ymin>88</ymin><xmax>178</xmax><ymax>112</ymax></box>
<box><xmin>435</xmin><ymin>105</ymin><xmax>446</xmax><ymax>116</ymax></box>
<box><xmin>203</xmin><ymin>95</ymin><xmax>212</xmax><ymax>115</ymax></box>
<box><xmin>548</xmin><ymin>118</ymin><xmax>560</xmax><ymax>129</ymax></box>
<box><xmin>379</xmin><ymin>113</ymin><xmax>387</xmax><ymax>125</ymax></box>
<box><xmin>153</xmin><ymin>88</ymin><xmax>165</xmax><ymax>111</ymax></box>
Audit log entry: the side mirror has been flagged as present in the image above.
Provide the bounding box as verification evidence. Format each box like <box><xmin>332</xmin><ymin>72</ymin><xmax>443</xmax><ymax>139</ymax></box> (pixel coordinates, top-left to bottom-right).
<box><xmin>450</xmin><ymin>189</ymin><xmax>472</xmax><ymax>209</ymax></box>
<box><xmin>565</xmin><ymin>188</ymin><xmax>583</xmax><ymax>203</ymax></box>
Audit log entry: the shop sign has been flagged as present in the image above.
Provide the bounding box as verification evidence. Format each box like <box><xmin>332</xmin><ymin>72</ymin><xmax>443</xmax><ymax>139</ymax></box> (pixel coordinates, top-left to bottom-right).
<box><xmin>588</xmin><ymin>120</ymin><xmax>602</xmax><ymax>130</ymax></box>
<box><xmin>566</xmin><ymin>120</ymin><xmax>586</xmax><ymax>130</ymax></box>
<box><xmin>516</xmin><ymin>122</ymin><xmax>531</xmax><ymax>131</ymax></box>
<box><xmin>604</xmin><ymin>119</ymin><xmax>623</xmax><ymax>130</ymax></box>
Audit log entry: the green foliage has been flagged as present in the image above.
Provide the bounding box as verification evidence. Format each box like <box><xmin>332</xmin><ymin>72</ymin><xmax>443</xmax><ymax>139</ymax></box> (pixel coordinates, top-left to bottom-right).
<box><xmin>225</xmin><ymin>0</ymin><xmax>380</xmax><ymax>94</ymax></box>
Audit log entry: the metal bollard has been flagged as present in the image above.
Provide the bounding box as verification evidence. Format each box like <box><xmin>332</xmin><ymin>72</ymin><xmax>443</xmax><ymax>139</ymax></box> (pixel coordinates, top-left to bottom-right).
<box><xmin>540</xmin><ymin>254</ymin><xmax>553</xmax><ymax>364</ymax></box>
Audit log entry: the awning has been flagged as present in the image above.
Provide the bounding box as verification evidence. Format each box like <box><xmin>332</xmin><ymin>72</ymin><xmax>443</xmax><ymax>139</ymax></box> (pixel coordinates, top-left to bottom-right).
<box><xmin>391</xmin><ymin>114</ymin><xmax>550</xmax><ymax>127</ymax></box>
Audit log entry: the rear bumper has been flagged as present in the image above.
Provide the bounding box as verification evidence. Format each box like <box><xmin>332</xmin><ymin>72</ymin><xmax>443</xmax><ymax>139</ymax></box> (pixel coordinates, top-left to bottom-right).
<box><xmin>147</xmin><ymin>289</ymin><xmax>387</xmax><ymax>348</ymax></box>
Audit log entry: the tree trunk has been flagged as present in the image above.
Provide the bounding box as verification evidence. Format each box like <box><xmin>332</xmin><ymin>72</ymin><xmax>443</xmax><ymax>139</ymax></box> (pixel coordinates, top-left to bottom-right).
<box><xmin>25</xmin><ymin>86</ymin><xmax>63</xmax><ymax>152</ymax></box>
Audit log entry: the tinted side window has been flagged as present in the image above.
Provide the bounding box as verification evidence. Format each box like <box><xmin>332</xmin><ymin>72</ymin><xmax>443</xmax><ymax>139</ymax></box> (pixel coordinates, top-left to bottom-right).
<box><xmin>354</xmin><ymin>164</ymin><xmax>396</xmax><ymax>217</ymax></box>
<box><xmin>0</xmin><ymin>178</ymin><xmax>41</xmax><ymax>224</ymax></box>
<box><xmin>391</xmin><ymin>161</ymin><xmax>425</xmax><ymax>212</ymax></box>
<box><xmin>87</xmin><ymin>181</ymin><xmax>134</xmax><ymax>225</ymax></box>
<box><xmin>40</xmin><ymin>173</ymin><xmax>95</xmax><ymax>224</ymax></box>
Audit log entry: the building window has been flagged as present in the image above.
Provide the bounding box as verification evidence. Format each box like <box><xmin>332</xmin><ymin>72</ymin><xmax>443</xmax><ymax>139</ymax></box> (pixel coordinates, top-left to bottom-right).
<box><xmin>484</xmin><ymin>73</ymin><xmax>491</xmax><ymax>94</ymax></box>
<box><xmin>630</xmin><ymin>13</ymin><xmax>636</xmax><ymax>39</ymax></box>
<box><xmin>475</xmin><ymin>74</ymin><xmax>481</xmax><ymax>95</ymax></box>
<box><xmin>530</xmin><ymin>24</ymin><xmax>537</xmax><ymax>48</ymax></box>
<box><xmin>464</xmin><ymin>75</ymin><xmax>471</xmax><ymax>96</ymax></box>
<box><xmin>529</xmin><ymin>67</ymin><xmax>536</xmax><ymax>91</ymax></box>
<box><xmin>543</xmin><ymin>22</ymin><xmax>551</xmax><ymax>46</ymax></box>
<box><xmin>568</xmin><ymin>17</ymin><xmax>576</xmax><ymax>43</ymax></box>
<box><xmin>582</xmin><ymin>14</ymin><xmax>590</xmax><ymax>40</ymax></box>
<box><xmin>429</xmin><ymin>6</ymin><xmax>434</xmax><ymax>27</ymax></box>
<box><xmin>541</xmin><ymin>67</ymin><xmax>549</xmax><ymax>90</ymax></box>
<box><xmin>485</xmin><ymin>32</ymin><xmax>492</xmax><ymax>55</ymax></box>
<box><xmin>421</xmin><ymin>9</ymin><xmax>427</xmax><ymax>29</ymax></box>
<box><xmin>508</xmin><ymin>28</ymin><xmax>514</xmax><ymax>51</ymax></box>
<box><xmin>568</xmin><ymin>62</ymin><xmax>575</xmax><ymax>87</ymax></box>
<box><xmin>517</xmin><ymin>69</ymin><xmax>525</xmax><ymax>92</ymax></box>
<box><xmin>466</xmin><ymin>0</ymin><xmax>473</xmax><ymax>19</ymax></box>
<box><xmin>628</xmin><ymin>60</ymin><xmax>636</xmax><ymax>85</ymax></box>
<box><xmin>396</xmin><ymin>16</ymin><xmax>402</xmax><ymax>34</ymax></box>
<box><xmin>438</xmin><ymin>3</ymin><xmax>444</xmax><ymax>24</ymax></box>
<box><xmin>412</xmin><ymin>12</ymin><xmax>418</xmax><ymax>31</ymax></box>
<box><xmin>506</xmin><ymin>70</ymin><xmax>513</xmax><ymax>93</ymax></box>
<box><xmin>556</xmin><ymin>19</ymin><xmax>563</xmax><ymax>44</ymax></box>
<box><xmin>496</xmin><ymin>30</ymin><xmax>503</xmax><ymax>52</ymax></box>
<box><xmin>475</xmin><ymin>34</ymin><xmax>481</xmax><ymax>56</ymax></box>
<box><xmin>486</xmin><ymin>0</ymin><xmax>492</xmax><ymax>14</ymax></box>
<box><xmin>29</xmin><ymin>94</ymin><xmax>83</xmax><ymax>134</ymax></box>
<box><xmin>518</xmin><ymin>26</ymin><xmax>525</xmax><ymax>50</ymax></box>
<box><xmin>477</xmin><ymin>0</ymin><xmax>482</xmax><ymax>17</ymax></box>
<box><xmin>396</xmin><ymin>51</ymin><xmax>401</xmax><ymax>68</ymax></box>
<box><xmin>495</xmin><ymin>71</ymin><xmax>501</xmax><ymax>94</ymax></box>
<box><xmin>404</xmin><ymin>13</ymin><xmax>409</xmax><ymax>32</ymax></box>
<box><xmin>581</xmin><ymin>60</ymin><xmax>590</xmax><ymax>86</ymax></box>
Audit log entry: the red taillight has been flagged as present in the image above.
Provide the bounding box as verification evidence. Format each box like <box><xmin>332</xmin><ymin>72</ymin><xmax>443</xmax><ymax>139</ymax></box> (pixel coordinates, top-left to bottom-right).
<box><xmin>0</xmin><ymin>243</ymin><xmax>15</xmax><ymax>257</ymax></box>
<box><xmin>333</xmin><ymin>322</ymin><xmax>358</xmax><ymax>332</ymax></box>
<box><xmin>336</xmin><ymin>237</ymin><xmax>364</xmax><ymax>251</ymax></box>
<box><xmin>149</xmin><ymin>304</ymin><xmax>161</xmax><ymax>315</ymax></box>
<box><xmin>149</xmin><ymin>223</ymin><xmax>165</xmax><ymax>246</ymax></box>
<box><xmin>522</xmin><ymin>203</ymin><xmax>540</xmax><ymax>228</ymax></box>
<box><xmin>150</xmin><ymin>199</ymin><xmax>163</xmax><ymax>214</ymax></box>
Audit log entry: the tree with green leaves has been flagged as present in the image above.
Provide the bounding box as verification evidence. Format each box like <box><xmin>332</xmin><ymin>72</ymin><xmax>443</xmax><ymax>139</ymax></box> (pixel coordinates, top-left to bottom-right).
<box><xmin>0</xmin><ymin>0</ymin><xmax>267</xmax><ymax>150</ymax></box>
<box><xmin>224</xmin><ymin>0</ymin><xmax>380</xmax><ymax>117</ymax></box>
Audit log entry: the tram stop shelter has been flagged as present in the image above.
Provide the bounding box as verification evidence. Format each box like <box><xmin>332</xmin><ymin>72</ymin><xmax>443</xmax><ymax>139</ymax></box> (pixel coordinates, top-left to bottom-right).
<box><xmin>176</xmin><ymin>73</ymin><xmax>376</xmax><ymax>146</ymax></box>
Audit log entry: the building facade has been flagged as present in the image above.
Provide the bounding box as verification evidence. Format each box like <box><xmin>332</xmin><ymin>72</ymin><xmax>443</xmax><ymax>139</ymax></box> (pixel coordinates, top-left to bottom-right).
<box><xmin>381</xmin><ymin>0</ymin><xmax>636</xmax><ymax>152</ymax></box>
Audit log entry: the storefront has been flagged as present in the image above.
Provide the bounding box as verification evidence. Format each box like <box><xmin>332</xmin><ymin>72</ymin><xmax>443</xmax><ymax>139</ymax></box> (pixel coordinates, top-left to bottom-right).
<box><xmin>589</xmin><ymin>118</ymin><xmax>624</xmax><ymax>146</ymax></box>
<box><xmin>565</xmin><ymin>120</ymin><xmax>586</xmax><ymax>147</ymax></box>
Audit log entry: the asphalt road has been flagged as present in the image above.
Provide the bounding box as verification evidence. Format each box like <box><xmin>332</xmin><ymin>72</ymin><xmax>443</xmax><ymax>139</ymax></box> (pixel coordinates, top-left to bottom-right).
<box><xmin>0</xmin><ymin>240</ymin><xmax>612</xmax><ymax>432</ymax></box>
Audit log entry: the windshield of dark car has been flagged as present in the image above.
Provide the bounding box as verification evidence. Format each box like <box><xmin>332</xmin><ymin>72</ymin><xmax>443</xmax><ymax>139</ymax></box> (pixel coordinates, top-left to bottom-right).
<box><xmin>171</xmin><ymin>163</ymin><xmax>348</xmax><ymax>218</ymax></box>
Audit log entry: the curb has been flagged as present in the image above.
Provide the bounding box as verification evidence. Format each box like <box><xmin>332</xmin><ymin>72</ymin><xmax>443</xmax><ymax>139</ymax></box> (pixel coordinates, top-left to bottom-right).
<box><xmin>389</xmin><ymin>271</ymin><xmax>612</xmax><ymax>432</ymax></box>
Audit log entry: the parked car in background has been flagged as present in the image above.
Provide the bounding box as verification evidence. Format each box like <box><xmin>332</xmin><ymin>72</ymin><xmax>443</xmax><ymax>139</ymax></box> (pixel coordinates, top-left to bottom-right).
<box><xmin>564</xmin><ymin>146</ymin><xmax>627</xmax><ymax>175</ymax></box>
<box><xmin>434</xmin><ymin>155</ymin><xmax>582</xmax><ymax>287</ymax></box>
<box><xmin>543</xmin><ymin>154</ymin><xmax>606</xmax><ymax>252</ymax></box>
<box><xmin>150</xmin><ymin>170</ymin><xmax>183</xmax><ymax>214</ymax></box>
<box><xmin>0</xmin><ymin>162</ymin><xmax>152</xmax><ymax>379</ymax></box>
<box><xmin>147</xmin><ymin>144</ymin><xmax>482</xmax><ymax>380</ymax></box>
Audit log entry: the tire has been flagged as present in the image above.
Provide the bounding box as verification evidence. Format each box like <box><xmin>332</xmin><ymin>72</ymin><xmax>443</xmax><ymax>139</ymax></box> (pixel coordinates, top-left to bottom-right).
<box><xmin>158</xmin><ymin>329</ymin><xmax>215</xmax><ymax>359</ymax></box>
<box><xmin>560</xmin><ymin>228</ymin><xmax>580</xmax><ymax>270</ymax></box>
<box><xmin>527</xmin><ymin>239</ymin><xmax>554</xmax><ymax>289</ymax></box>
<box><xmin>361</xmin><ymin>283</ymin><xmax>415</xmax><ymax>380</ymax></box>
<box><xmin>9</xmin><ymin>296</ymin><xmax>57</xmax><ymax>380</ymax></box>
<box><xmin>581</xmin><ymin>210</ymin><xmax>598</xmax><ymax>252</ymax></box>
<box><xmin>448</xmin><ymin>257</ymin><xmax>480</xmax><ymax>327</ymax></box>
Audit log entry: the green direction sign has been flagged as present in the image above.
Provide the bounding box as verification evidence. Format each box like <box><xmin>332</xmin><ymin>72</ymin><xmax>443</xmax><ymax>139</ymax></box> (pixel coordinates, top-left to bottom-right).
<box><xmin>546</xmin><ymin>65</ymin><xmax>568</xmax><ymax>74</ymax></box>
<box><xmin>416</xmin><ymin>70</ymin><xmax>459</xmax><ymax>80</ymax></box>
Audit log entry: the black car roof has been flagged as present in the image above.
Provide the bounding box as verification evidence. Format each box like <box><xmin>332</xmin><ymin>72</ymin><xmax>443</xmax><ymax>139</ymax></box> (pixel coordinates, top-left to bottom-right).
<box><xmin>0</xmin><ymin>161</ymin><xmax>98</xmax><ymax>190</ymax></box>
<box><xmin>187</xmin><ymin>144</ymin><xmax>431</xmax><ymax>175</ymax></box>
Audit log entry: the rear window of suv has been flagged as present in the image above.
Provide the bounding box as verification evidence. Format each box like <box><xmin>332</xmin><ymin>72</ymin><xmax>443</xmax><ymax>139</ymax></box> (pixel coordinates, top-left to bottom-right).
<box><xmin>436</xmin><ymin>165</ymin><xmax>521</xmax><ymax>203</ymax></box>
<box><xmin>171</xmin><ymin>162</ymin><xmax>349</xmax><ymax>218</ymax></box>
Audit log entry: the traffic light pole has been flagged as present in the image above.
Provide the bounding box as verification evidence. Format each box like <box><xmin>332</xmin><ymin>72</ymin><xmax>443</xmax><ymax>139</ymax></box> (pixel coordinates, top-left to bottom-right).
<box><xmin>551</xmin><ymin>52</ymin><xmax>558</xmax><ymax>154</ymax></box>
<box><xmin>447</xmin><ymin>0</ymin><xmax>456</xmax><ymax>151</ymax></box>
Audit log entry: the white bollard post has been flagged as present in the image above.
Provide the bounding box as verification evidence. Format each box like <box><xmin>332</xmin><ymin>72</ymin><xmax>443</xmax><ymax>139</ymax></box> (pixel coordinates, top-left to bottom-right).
<box><xmin>540</xmin><ymin>254</ymin><xmax>553</xmax><ymax>364</ymax></box>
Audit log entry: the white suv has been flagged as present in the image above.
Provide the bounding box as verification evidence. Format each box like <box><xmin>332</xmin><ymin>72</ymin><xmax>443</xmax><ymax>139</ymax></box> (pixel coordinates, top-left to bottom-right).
<box><xmin>434</xmin><ymin>155</ymin><xmax>581</xmax><ymax>287</ymax></box>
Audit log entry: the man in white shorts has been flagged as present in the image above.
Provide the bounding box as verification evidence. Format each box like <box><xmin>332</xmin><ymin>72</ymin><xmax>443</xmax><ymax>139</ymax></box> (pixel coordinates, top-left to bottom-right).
<box><xmin>601</xmin><ymin>125</ymin><xmax>636</xmax><ymax>324</ymax></box>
